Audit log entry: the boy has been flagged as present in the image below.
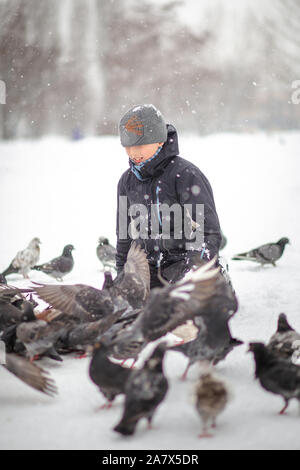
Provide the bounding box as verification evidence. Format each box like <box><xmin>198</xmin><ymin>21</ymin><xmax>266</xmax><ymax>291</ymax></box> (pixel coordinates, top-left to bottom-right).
<box><xmin>116</xmin><ymin>104</ymin><xmax>221</xmax><ymax>288</ymax></box>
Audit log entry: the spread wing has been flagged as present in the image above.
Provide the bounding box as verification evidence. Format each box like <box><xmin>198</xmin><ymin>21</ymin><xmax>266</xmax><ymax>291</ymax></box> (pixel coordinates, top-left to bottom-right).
<box><xmin>32</xmin><ymin>283</ymin><xmax>112</xmax><ymax>321</ymax></box>
<box><xmin>3</xmin><ymin>353</ymin><xmax>57</xmax><ymax>396</ymax></box>
<box><xmin>141</xmin><ymin>258</ymin><xmax>220</xmax><ymax>341</ymax></box>
<box><xmin>124</xmin><ymin>242</ymin><xmax>150</xmax><ymax>296</ymax></box>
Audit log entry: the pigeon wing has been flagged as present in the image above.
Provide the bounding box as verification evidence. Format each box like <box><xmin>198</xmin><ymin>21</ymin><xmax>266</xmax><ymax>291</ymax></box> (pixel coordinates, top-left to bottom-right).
<box><xmin>124</xmin><ymin>242</ymin><xmax>150</xmax><ymax>296</ymax></box>
<box><xmin>3</xmin><ymin>353</ymin><xmax>57</xmax><ymax>396</ymax></box>
<box><xmin>262</xmin><ymin>361</ymin><xmax>300</xmax><ymax>396</ymax></box>
<box><xmin>257</xmin><ymin>243</ymin><xmax>281</xmax><ymax>262</ymax></box>
<box><xmin>33</xmin><ymin>284</ymin><xmax>89</xmax><ymax>318</ymax></box>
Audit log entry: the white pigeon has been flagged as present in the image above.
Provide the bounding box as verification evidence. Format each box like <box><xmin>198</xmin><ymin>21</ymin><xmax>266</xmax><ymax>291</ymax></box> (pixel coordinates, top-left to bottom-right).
<box><xmin>2</xmin><ymin>237</ymin><xmax>41</xmax><ymax>279</ymax></box>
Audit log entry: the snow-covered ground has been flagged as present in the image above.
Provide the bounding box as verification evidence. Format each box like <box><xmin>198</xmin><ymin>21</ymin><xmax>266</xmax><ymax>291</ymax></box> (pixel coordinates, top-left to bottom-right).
<box><xmin>0</xmin><ymin>131</ymin><xmax>300</xmax><ymax>450</ymax></box>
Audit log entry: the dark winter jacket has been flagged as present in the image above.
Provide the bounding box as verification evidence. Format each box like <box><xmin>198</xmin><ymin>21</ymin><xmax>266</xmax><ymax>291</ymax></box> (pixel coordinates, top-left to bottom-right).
<box><xmin>116</xmin><ymin>124</ymin><xmax>221</xmax><ymax>272</ymax></box>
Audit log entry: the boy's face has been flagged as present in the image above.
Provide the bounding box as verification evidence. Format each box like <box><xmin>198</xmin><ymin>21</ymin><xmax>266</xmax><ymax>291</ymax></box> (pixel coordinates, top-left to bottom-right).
<box><xmin>125</xmin><ymin>142</ymin><xmax>164</xmax><ymax>165</ymax></box>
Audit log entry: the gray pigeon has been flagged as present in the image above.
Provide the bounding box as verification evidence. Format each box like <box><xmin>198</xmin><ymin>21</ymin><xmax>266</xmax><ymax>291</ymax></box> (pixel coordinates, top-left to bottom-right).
<box><xmin>110</xmin><ymin>242</ymin><xmax>150</xmax><ymax>309</ymax></box>
<box><xmin>16</xmin><ymin>317</ymin><xmax>68</xmax><ymax>361</ymax></box>
<box><xmin>232</xmin><ymin>237</ymin><xmax>290</xmax><ymax>266</ymax></box>
<box><xmin>2</xmin><ymin>238</ymin><xmax>41</xmax><ymax>279</ymax></box>
<box><xmin>58</xmin><ymin>308</ymin><xmax>126</xmax><ymax>353</ymax></box>
<box><xmin>96</xmin><ymin>237</ymin><xmax>117</xmax><ymax>271</ymax></box>
<box><xmin>267</xmin><ymin>313</ymin><xmax>300</xmax><ymax>362</ymax></box>
<box><xmin>31</xmin><ymin>243</ymin><xmax>146</xmax><ymax>323</ymax></box>
<box><xmin>32</xmin><ymin>281</ymin><xmax>114</xmax><ymax>323</ymax></box>
<box><xmin>169</xmin><ymin>313</ymin><xmax>243</xmax><ymax>379</ymax></box>
<box><xmin>140</xmin><ymin>258</ymin><xmax>220</xmax><ymax>342</ymax></box>
<box><xmin>105</xmin><ymin>312</ymin><xmax>146</xmax><ymax>364</ymax></box>
<box><xmin>114</xmin><ymin>342</ymin><xmax>168</xmax><ymax>435</ymax></box>
<box><xmin>32</xmin><ymin>244</ymin><xmax>74</xmax><ymax>281</ymax></box>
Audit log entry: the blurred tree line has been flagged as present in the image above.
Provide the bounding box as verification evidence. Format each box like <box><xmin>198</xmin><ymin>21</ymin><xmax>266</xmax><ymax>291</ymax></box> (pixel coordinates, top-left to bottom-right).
<box><xmin>0</xmin><ymin>0</ymin><xmax>299</xmax><ymax>139</ymax></box>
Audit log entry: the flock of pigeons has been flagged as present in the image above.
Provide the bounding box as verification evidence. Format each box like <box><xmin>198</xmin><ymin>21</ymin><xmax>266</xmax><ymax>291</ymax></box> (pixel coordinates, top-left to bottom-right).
<box><xmin>0</xmin><ymin>233</ymin><xmax>297</xmax><ymax>440</ymax></box>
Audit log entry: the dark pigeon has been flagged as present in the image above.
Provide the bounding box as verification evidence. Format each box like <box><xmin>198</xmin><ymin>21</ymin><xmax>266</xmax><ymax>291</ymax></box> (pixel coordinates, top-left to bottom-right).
<box><xmin>232</xmin><ymin>237</ymin><xmax>290</xmax><ymax>266</ymax></box>
<box><xmin>89</xmin><ymin>337</ymin><xmax>133</xmax><ymax>408</ymax></box>
<box><xmin>267</xmin><ymin>313</ymin><xmax>300</xmax><ymax>362</ymax></box>
<box><xmin>32</xmin><ymin>244</ymin><xmax>74</xmax><ymax>281</ymax></box>
<box><xmin>249</xmin><ymin>342</ymin><xmax>300</xmax><ymax>415</ymax></box>
<box><xmin>114</xmin><ymin>342</ymin><xmax>168</xmax><ymax>435</ymax></box>
<box><xmin>0</xmin><ymin>286</ymin><xmax>36</xmax><ymax>331</ymax></box>
<box><xmin>96</xmin><ymin>237</ymin><xmax>117</xmax><ymax>271</ymax></box>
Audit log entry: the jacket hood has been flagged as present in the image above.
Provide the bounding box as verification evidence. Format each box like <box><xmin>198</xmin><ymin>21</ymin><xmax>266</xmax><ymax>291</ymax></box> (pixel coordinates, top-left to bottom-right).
<box><xmin>129</xmin><ymin>124</ymin><xmax>179</xmax><ymax>181</ymax></box>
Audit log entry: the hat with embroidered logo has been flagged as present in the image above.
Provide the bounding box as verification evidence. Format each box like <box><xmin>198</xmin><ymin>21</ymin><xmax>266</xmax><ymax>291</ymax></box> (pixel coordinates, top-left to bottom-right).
<box><xmin>119</xmin><ymin>104</ymin><xmax>168</xmax><ymax>147</ymax></box>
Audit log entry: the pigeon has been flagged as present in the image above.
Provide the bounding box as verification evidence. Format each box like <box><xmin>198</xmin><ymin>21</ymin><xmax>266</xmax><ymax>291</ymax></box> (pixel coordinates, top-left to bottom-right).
<box><xmin>2</xmin><ymin>237</ymin><xmax>41</xmax><ymax>279</ymax></box>
<box><xmin>114</xmin><ymin>342</ymin><xmax>168</xmax><ymax>435</ymax></box>
<box><xmin>0</xmin><ymin>286</ymin><xmax>36</xmax><ymax>331</ymax></box>
<box><xmin>32</xmin><ymin>242</ymin><xmax>146</xmax><ymax>322</ymax></box>
<box><xmin>96</xmin><ymin>237</ymin><xmax>117</xmax><ymax>271</ymax></box>
<box><xmin>110</xmin><ymin>242</ymin><xmax>150</xmax><ymax>309</ymax></box>
<box><xmin>105</xmin><ymin>312</ymin><xmax>146</xmax><ymax>364</ymax></box>
<box><xmin>194</xmin><ymin>371</ymin><xmax>229</xmax><ymax>438</ymax></box>
<box><xmin>267</xmin><ymin>313</ymin><xmax>300</xmax><ymax>362</ymax></box>
<box><xmin>16</xmin><ymin>318</ymin><xmax>67</xmax><ymax>361</ymax></box>
<box><xmin>232</xmin><ymin>237</ymin><xmax>290</xmax><ymax>266</ymax></box>
<box><xmin>32</xmin><ymin>244</ymin><xmax>74</xmax><ymax>281</ymax></box>
<box><xmin>32</xmin><ymin>280</ymin><xmax>114</xmax><ymax>324</ymax></box>
<box><xmin>140</xmin><ymin>258</ymin><xmax>220</xmax><ymax>343</ymax></box>
<box><xmin>163</xmin><ymin>256</ymin><xmax>238</xmax><ymax>318</ymax></box>
<box><xmin>248</xmin><ymin>342</ymin><xmax>300</xmax><ymax>415</ymax></box>
<box><xmin>89</xmin><ymin>337</ymin><xmax>133</xmax><ymax>408</ymax></box>
<box><xmin>58</xmin><ymin>308</ymin><xmax>126</xmax><ymax>353</ymax></box>
<box><xmin>169</xmin><ymin>313</ymin><xmax>243</xmax><ymax>379</ymax></box>
<box><xmin>2</xmin><ymin>353</ymin><xmax>57</xmax><ymax>396</ymax></box>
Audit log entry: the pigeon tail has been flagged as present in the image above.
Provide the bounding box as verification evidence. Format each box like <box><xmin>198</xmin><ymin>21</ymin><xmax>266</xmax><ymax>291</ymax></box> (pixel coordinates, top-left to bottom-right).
<box><xmin>2</xmin><ymin>263</ymin><xmax>17</xmax><ymax>277</ymax></box>
<box><xmin>114</xmin><ymin>418</ymin><xmax>136</xmax><ymax>436</ymax></box>
<box><xmin>231</xmin><ymin>253</ymin><xmax>254</xmax><ymax>261</ymax></box>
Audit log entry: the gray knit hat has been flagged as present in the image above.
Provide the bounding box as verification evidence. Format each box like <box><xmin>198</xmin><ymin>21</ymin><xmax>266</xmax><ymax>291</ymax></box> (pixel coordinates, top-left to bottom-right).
<box><xmin>119</xmin><ymin>104</ymin><xmax>167</xmax><ymax>147</ymax></box>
